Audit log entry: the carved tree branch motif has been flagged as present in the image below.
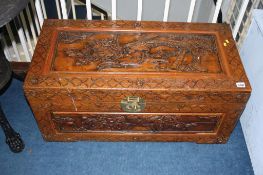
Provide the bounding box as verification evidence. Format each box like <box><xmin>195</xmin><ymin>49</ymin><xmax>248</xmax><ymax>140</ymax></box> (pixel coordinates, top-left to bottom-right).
<box><xmin>52</xmin><ymin>114</ymin><xmax>220</xmax><ymax>133</ymax></box>
<box><xmin>55</xmin><ymin>31</ymin><xmax>222</xmax><ymax>73</ymax></box>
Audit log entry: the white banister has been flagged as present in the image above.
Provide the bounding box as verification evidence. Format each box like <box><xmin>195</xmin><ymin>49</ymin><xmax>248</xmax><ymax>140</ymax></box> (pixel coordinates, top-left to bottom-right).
<box><xmin>112</xmin><ymin>0</ymin><xmax>117</xmax><ymax>20</ymax></box>
<box><xmin>71</xmin><ymin>0</ymin><xmax>77</xmax><ymax>20</ymax></box>
<box><xmin>0</xmin><ymin>34</ymin><xmax>11</xmax><ymax>61</ymax></box>
<box><xmin>35</xmin><ymin>0</ymin><xmax>44</xmax><ymax>27</ymax></box>
<box><xmin>26</xmin><ymin>6</ymin><xmax>38</xmax><ymax>46</ymax></box>
<box><xmin>30</xmin><ymin>0</ymin><xmax>41</xmax><ymax>34</ymax></box>
<box><xmin>86</xmin><ymin>0</ymin><xmax>92</xmax><ymax>20</ymax></box>
<box><xmin>20</xmin><ymin>12</ymin><xmax>34</xmax><ymax>55</ymax></box>
<box><xmin>55</xmin><ymin>0</ymin><xmax>62</xmax><ymax>19</ymax></box>
<box><xmin>101</xmin><ymin>13</ymin><xmax>105</xmax><ymax>20</ymax></box>
<box><xmin>6</xmin><ymin>24</ymin><xmax>20</xmax><ymax>61</ymax></box>
<box><xmin>212</xmin><ymin>0</ymin><xmax>223</xmax><ymax>23</ymax></box>
<box><xmin>163</xmin><ymin>0</ymin><xmax>170</xmax><ymax>22</ymax></box>
<box><xmin>137</xmin><ymin>0</ymin><xmax>142</xmax><ymax>21</ymax></box>
<box><xmin>40</xmin><ymin>0</ymin><xmax>47</xmax><ymax>19</ymax></box>
<box><xmin>16</xmin><ymin>22</ymin><xmax>32</xmax><ymax>61</ymax></box>
<box><xmin>187</xmin><ymin>0</ymin><xmax>196</xmax><ymax>22</ymax></box>
<box><xmin>60</xmin><ymin>0</ymin><xmax>68</xmax><ymax>19</ymax></box>
<box><xmin>1</xmin><ymin>0</ymin><xmax>238</xmax><ymax>62</ymax></box>
<box><xmin>233</xmin><ymin>0</ymin><xmax>249</xmax><ymax>38</ymax></box>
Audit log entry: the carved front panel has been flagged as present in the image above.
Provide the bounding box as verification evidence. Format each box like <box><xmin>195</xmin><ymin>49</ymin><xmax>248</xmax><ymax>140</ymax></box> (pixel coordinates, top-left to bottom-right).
<box><xmin>52</xmin><ymin>112</ymin><xmax>222</xmax><ymax>133</ymax></box>
<box><xmin>52</xmin><ymin>31</ymin><xmax>222</xmax><ymax>73</ymax></box>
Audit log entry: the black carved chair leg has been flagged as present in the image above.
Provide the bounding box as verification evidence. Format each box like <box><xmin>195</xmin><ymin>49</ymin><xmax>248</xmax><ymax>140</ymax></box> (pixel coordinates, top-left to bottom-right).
<box><xmin>0</xmin><ymin>105</ymin><xmax>24</xmax><ymax>153</ymax></box>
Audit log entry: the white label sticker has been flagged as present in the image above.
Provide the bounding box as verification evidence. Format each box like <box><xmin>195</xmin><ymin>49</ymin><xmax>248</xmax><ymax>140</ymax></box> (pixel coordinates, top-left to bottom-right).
<box><xmin>236</xmin><ymin>82</ymin><xmax>246</xmax><ymax>88</ymax></box>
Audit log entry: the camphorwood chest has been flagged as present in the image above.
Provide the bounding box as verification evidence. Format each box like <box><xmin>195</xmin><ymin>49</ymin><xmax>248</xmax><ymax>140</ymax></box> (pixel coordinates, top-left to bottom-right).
<box><xmin>24</xmin><ymin>19</ymin><xmax>251</xmax><ymax>143</ymax></box>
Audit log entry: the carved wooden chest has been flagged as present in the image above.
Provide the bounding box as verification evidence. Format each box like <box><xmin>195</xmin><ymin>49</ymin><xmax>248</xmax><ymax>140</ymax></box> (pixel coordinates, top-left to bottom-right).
<box><xmin>24</xmin><ymin>19</ymin><xmax>251</xmax><ymax>143</ymax></box>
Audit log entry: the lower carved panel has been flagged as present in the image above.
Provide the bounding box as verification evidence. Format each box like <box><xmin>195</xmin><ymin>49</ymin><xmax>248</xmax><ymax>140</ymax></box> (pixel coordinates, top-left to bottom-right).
<box><xmin>51</xmin><ymin>112</ymin><xmax>222</xmax><ymax>133</ymax></box>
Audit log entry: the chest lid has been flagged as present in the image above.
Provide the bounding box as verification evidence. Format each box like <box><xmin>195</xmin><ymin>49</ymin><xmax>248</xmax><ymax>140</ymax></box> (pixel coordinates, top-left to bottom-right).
<box><xmin>24</xmin><ymin>19</ymin><xmax>251</xmax><ymax>92</ymax></box>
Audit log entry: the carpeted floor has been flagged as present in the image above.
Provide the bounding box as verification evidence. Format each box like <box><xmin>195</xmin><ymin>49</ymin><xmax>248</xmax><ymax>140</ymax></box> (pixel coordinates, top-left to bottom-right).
<box><xmin>0</xmin><ymin>79</ymin><xmax>254</xmax><ymax>175</ymax></box>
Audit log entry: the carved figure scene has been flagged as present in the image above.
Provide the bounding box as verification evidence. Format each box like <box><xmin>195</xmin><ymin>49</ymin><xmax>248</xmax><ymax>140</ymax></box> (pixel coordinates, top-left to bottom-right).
<box><xmin>52</xmin><ymin>31</ymin><xmax>222</xmax><ymax>73</ymax></box>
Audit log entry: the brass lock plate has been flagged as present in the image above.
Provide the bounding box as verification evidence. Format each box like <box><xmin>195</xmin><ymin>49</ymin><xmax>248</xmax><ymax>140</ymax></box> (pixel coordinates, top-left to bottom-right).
<box><xmin>120</xmin><ymin>96</ymin><xmax>146</xmax><ymax>113</ymax></box>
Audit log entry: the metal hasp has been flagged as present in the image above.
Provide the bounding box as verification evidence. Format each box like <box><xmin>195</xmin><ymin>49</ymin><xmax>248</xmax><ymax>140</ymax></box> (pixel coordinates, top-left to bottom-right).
<box><xmin>120</xmin><ymin>96</ymin><xmax>146</xmax><ymax>113</ymax></box>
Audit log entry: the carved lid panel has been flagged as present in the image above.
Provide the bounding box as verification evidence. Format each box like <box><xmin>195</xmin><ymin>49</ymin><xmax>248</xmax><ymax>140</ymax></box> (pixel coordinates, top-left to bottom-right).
<box><xmin>24</xmin><ymin>20</ymin><xmax>251</xmax><ymax>91</ymax></box>
<box><xmin>52</xmin><ymin>31</ymin><xmax>222</xmax><ymax>73</ymax></box>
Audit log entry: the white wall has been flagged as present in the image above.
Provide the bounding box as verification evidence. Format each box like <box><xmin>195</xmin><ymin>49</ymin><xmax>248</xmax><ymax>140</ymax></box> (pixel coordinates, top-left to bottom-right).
<box><xmin>91</xmin><ymin>0</ymin><xmax>214</xmax><ymax>22</ymax></box>
<box><xmin>240</xmin><ymin>9</ymin><xmax>263</xmax><ymax>175</ymax></box>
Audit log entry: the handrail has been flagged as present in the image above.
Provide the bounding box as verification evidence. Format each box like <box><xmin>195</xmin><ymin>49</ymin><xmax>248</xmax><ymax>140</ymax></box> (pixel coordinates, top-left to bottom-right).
<box><xmin>78</xmin><ymin>0</ymin><xmax>108</xmax><ymax>20</ymax></box>
<box><xmin>213</xmin><ymin>0</ymin><xmax>222</xmax><ymax>23</ymax></box>
<box><xmin>91</xmin><ymin>3</ymin><xmax>108</xmax><ymax>20</ymax></box>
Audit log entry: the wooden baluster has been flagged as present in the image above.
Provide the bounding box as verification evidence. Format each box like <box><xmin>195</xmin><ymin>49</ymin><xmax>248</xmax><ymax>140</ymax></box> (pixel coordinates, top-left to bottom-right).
<box><xmin>212</xmin><ymin>0</ymin><xmax>223</xmax><ymax>23</ymax></box>
<box><xmin>163</xmin><ymin>0</ymin><xmax>170</xmax><ymax>22</ymax></box>
<box><xmin>86</xmin><ymin>0</ymin><xmax>92</xmax><ymax>20</ymax></box>
<box><xmin>187</xmin><ymin>0</ymin><xmax>196</xmax><ymax>22</ymax></box>
<box><xmin>137</xmin><ymin>0</ymin><xmax>142</xmax><ymax>21</ymax></box>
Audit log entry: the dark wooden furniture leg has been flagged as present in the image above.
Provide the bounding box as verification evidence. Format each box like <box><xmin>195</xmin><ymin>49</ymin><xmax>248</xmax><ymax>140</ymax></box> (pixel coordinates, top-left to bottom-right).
<box><xmin>0</xmin><ymin>105</ymin><xmax>24</xmax><ymax>153</ymax></box>
<box><xmin>0</xmin><ymin>42</ymin><xmax>24</xmax><ymax>153</ymax></box>
<box><xmin>0</xmin><ymin>0</ymin><xmax>30</xmax><ymax>153</ymax></box>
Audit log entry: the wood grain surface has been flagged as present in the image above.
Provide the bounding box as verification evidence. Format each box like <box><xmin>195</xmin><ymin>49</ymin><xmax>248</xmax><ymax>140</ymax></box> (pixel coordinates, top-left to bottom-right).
<box><xmin>24</xmin><ymin>20</ymin><xmax>251</xmax><ymax>143</ymax></box>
